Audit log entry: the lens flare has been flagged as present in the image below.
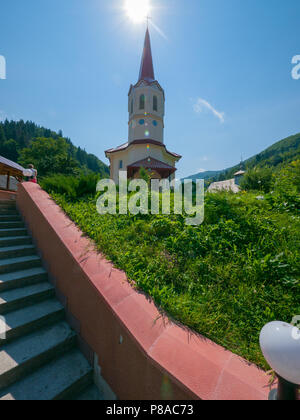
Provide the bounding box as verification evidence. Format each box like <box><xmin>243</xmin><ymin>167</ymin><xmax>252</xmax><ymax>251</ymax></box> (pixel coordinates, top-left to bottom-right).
<box><xmin>124</xmin><ymin>0</ymin><xmax>150</xmax><ymax>24</ymax></box>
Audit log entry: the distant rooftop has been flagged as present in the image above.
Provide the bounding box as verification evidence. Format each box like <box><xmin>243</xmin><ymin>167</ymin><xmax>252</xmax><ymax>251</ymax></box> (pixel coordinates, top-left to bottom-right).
<box><xmin>207</xmin><ymin>178</ymin><xmax>240</xmax><ymax>194</ymax></box>
<box><xmin>234</xmin><ymin>170</ymin><xmax>246</xmax><ymax>176</ymax></box>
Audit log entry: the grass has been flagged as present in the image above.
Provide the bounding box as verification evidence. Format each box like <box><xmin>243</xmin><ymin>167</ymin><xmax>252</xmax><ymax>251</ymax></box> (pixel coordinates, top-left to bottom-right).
<box><xmin>44</xmin><ymin>187</ymin><xmax>300</xmax><ymax>370</ymax></box>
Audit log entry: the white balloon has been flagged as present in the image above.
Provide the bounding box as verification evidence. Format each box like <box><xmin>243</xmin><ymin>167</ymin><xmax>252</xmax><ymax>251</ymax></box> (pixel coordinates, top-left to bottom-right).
<box><xmin>260</xmin><ymin>321</ymin><xmax>300</xmax><ymax>385</ymax></box>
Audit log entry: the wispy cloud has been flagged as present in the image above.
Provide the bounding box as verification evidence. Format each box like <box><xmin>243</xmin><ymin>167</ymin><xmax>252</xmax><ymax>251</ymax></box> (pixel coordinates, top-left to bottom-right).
<box><xmin>193</xmin><ymin>98</ymin><xmax>225</xmax><ymax>123</ymax></box>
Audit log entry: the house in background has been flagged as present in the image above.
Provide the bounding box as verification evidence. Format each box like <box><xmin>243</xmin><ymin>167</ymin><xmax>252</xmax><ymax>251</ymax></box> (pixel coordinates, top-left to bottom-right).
<box><xmin>207</xmin><ymin>169</ymin><xmax>246</xmax><ymax>193</ymax></box>
<box><xmin>234</xmin><ymin>170</ymin><xmax>246</xmax><ymax>186</ymax></box>
<box><xmin>105</xmin><ymin>28</ymin><xmax>181</xmax><ymax>184</ymax></box>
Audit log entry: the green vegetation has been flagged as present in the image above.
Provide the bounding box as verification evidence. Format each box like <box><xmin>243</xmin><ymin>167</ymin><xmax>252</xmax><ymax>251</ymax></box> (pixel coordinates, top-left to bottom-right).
<box><xmin>40</xmin><ymin>173</ymin><xmax>100</xmax><ymax>200</ymax></box>
<box><xmin>0</xmin><ymin>120</ymin><xmax>109</xmax><ymax>177</ymax></box>
<box><xmin>240</xmin><ymin>167</ymin><xmax>274</xmax><ymax>193</ymax></box>
<box><xmin>43</xmin><ymin>160</ymin><xmax>300</xmax><ymax>369</ymax></box>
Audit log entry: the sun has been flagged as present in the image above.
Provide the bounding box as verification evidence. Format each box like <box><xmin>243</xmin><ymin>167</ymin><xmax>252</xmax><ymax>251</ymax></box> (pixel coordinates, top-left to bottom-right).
<box><xmin>124</xmin><ymin>0</ymin><xmax>151</xmax><ymax>24</ymax></box>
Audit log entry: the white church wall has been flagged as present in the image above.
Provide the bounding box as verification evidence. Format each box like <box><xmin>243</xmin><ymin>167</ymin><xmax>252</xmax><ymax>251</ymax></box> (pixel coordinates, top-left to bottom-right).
<box><xmin>128</xmin><ymin>116</ymin><xmax>164</xmax><ymax>143</ymax></box>
<box><xmin>109</xmin><ymin>144</ymin><xmax>178</xmax><ymax>184</ymax></box>
<box><xmin>128</xmin><ymin>83</ymin><xmax>164</xmax><ymax>143</ymax></box>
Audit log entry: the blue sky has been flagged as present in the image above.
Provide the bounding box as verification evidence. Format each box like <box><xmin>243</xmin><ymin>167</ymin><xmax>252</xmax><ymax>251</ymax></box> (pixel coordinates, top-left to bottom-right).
<box><xmin>0</xmin><ymin>0</ymin><xmax>299</xmax><ymax>178</ymax></box>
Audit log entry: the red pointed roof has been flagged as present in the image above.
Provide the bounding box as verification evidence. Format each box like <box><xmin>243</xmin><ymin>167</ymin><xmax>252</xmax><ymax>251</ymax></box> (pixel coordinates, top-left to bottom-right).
<box><xmin>138</xmin><ymin>28</ymin><xmax>155</xmax><ymax>83</ymax></box>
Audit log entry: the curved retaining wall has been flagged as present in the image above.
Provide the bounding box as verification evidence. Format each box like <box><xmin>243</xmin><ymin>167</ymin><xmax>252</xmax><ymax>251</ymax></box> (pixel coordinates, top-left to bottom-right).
<box><xmin>17</xmin><ymin>183</ymin><xmax>270</xmax><ymax>400</ymax></box>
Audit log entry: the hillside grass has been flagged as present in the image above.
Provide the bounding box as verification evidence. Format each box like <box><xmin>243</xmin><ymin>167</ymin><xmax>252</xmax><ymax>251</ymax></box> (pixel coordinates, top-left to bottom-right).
<box><xmin>43</xmin><ymin>176</ymin><xmax>300</xmax><ymax>369</ymax></box>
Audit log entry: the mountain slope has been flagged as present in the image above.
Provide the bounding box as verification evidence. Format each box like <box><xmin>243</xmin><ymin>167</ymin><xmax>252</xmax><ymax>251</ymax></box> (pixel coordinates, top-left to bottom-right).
<box><xmin>184</xmin><ymin>132</ymin><xmax>300</xmax><ymax>182</ymax></box>
<box><xmin>183</xmin><ymin>170</ymin><xmax>224</xmax><ymax>181</ymax></box>
<box><xmin>0</xmin><ymin>120</ymin><xmax>109</xmax><ymax>177</ymax></box>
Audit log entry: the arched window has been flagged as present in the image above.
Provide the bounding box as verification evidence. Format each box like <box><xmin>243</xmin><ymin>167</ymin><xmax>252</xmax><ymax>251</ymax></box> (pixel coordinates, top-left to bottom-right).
<box><xmin>119</xmin><ymin>160</ymin><xmax>123</xmax><ymax>170</ymax></box>
<box><xmin>153</xmin><ymin>95</ymin><xmax>158</xmax><ymax>112</ymax></box>
<box><xmin>130</xmin><ymin>99</ymin><xmax>133</xmax><ymax>114</ymax></box>
<box><xmin>139</xmin><ymin>94</ymin><xmax>145</xmax><ymax>110</ymax></box>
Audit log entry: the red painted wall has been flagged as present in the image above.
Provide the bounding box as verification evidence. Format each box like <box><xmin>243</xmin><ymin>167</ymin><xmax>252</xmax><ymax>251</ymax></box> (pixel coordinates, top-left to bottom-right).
<box><xmin>17</xmin><ymin>183</ymin><xmax>270</xmax><ymax>400</ymax></box>
<box><xmin>0</xmin><ymin>190</ymin><xmax>17</xmax><ymax>201</ymax></box>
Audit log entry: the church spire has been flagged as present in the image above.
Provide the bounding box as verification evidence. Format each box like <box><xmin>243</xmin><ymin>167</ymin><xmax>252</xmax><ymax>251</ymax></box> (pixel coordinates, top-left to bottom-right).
<box><xmin>138</xmin><ymin>27</ymin><xmax>155</xmax><ymax>82</ymax></box>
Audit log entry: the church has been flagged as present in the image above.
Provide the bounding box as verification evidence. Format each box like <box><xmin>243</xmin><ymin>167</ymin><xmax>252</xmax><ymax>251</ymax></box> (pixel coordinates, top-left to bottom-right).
<box><xmin>105</xmin><ymin>27</ymin><xmax>181</xmax><ymax>183</ymax></box>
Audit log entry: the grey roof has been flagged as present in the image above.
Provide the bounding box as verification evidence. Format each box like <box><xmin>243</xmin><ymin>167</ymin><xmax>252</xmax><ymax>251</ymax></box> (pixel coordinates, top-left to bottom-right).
<box><xmin>234</xmin><ymin>170</ymin><xmax>246</xmax><ymax>176</ymax></box>
<box><xmin>0</xmin><ymin>155</ymin><xmax>25</xmax><ymax>172</ymax></box>
<box><xmin>207</xmin><ymin>179</ymin><xmax>240</xmax><ymax>194</ymax></box>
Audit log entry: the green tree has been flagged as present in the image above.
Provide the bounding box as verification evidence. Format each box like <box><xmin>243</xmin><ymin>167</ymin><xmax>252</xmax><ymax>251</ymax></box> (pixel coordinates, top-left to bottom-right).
<box><xmin>287</xmin><ymin>160</ymin><xmax>300</xmax><ymax>192</ymax></box>
<box><xmin>19</xmin><ymin>137</ymin><xmax>79</xmax><ymax>177</ymax></box>
<box><xmin>275</xmin><ymin>160</ymin><xmax>300</xmax><ymax>196</ymax></box>
<box><xmin>0</xmin><ymin>120</ymin><xmax>110</xmax><ymax>176</ymax></box>
<box><xmin>0</xmin><ymin>125</ymin><xmax>7</xmax><ymax>146</ymax></box>
<box><xmin>138</xmin><ymin>167</ymin><xmax>151</xmax><ymax>185</ymax></box>
<box><xmin>1</xmin><ymin>139</ymin><xmax>19</xmax><ymax>162</ymax></box>
<box><xmin>240</xmin><ymin>167</ymin><xmax>274</xmax><ymax>193</ymax></box>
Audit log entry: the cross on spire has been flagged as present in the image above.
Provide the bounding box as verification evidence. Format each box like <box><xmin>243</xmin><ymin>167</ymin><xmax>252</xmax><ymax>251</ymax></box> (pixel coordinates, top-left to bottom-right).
<box><xmin>146</xmin><ymin>15</ymin><xmax>151</xmax><ymax>28</ymax></box>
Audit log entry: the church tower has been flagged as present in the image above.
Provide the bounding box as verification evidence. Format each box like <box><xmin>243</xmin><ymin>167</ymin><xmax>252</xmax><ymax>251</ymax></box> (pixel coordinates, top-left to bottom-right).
<box><xmin>106</xmin><ymin>27</ymin><xmax>181</xmax><ymax>183</ymax></box>
<box><xmin>128</xmin><ymin>28</ymin><xmax>165</xmax><ymax>144</ymax></box>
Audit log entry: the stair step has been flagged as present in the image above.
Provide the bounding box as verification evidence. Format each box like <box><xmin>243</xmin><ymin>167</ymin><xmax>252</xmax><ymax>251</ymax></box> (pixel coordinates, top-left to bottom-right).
<box><xmin>0</xmin><ymin>322</ymin><xmax>76</xmax><ymax>391</ymax></box>
<box><xmin>0</xmin><ymin>282</ymin><xmax>55</xmax><ymax>315</ymax></box>
<box><xmin>0</xmin><ymin>236</ymin><xmax>32</xmax><ymax>248</ymax></box>
<box><xmin>0</xmin><ymin>228</ymin><xmax>27</xmax><ymax>238</ymax></box>
<box><xmin>0</xmin><ymin>298</ymin><xmax>64</xmax><ymax>343</ymax></box>
<box><xmin>0</xmin><ymin>207</ymin><xmax>17</xmax><ymax>213</ymax></box>
<box><xmin>0</xmin><ymin>201</ymin><xmax>16</xmax><ymax>207</ymax></box>
<box><xmin>75</xmin><ymin>384</ymin><xmax>103</xmax><ymax>401</ymax></box>
<box><xmin>0</xmin><ymin>204</ymin><xmax>16</xmax><ymax>210</ymax></box>
<box><xmin>0</xmin><ymin>209</ymin><xmax>18</xmax><ymax>215</ymax></box>
<box><xmin>0</xmin><ymin>245</ymin><xmax>36</xmax><ymax>260</ymax></box>
<box><xmin>0</xmin><ymin>267</ymin><xmax>48</xmax><ymax>292</ymax></box>
<box><xmin>0</xmin><ymin>255</ymin><xmax>41</xmax><ymax>274</ymax></box>
<box><xmin>0</xmin><ymin>350</ymin><xmax>93</xmax><ymax>400</ymax></box>
<box><xmin>0</xmin><ymin>215</ymin><xmax>21</xmax><ymax>222</ymax></box>
<box><xmin>0</xmin><ymin>221</ymin><xmax>24</xmax><ymax>229</ymax></box>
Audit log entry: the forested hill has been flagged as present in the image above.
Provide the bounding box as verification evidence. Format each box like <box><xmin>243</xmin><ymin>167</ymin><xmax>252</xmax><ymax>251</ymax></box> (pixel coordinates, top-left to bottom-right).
<box><xmin>184</xmin><ymin>132</ymin><xmax>300</xmax><ymax>182</ymax></box>
<box><xmin>0</xmin><ymin>120</ymin><xmax>109</xmax><ymax>177</ymax></box>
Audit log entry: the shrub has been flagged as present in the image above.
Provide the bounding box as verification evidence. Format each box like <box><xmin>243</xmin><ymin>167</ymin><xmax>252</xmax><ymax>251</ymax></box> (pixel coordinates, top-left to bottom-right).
<box><xmin>240</xmin><ymin>167</ymin><xmax>274</xmax><ymax>193</ymax></box>
<box><xmin>40</xmin><ymin>173</ymin><xmax>100</xmax><ymax>200</ymax></box>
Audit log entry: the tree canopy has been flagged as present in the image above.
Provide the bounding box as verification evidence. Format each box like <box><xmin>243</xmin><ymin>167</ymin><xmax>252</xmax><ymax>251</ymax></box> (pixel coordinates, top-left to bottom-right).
<box><xmin>19</xmin><ymin>137</ymin><xmax>79</xmax><ymax>177</ymax></box>
<box><xmin>0</xmin><ymin>120</ymin><xmax>109</xmax><ymax>178</ymax></box>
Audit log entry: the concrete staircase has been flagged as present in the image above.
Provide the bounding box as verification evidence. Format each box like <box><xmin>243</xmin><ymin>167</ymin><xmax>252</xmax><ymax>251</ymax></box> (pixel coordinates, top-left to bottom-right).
<box><xmin>0</xmin><ymin>200</ymin><xmax>102</xmax><ymax>400</ymax></box>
